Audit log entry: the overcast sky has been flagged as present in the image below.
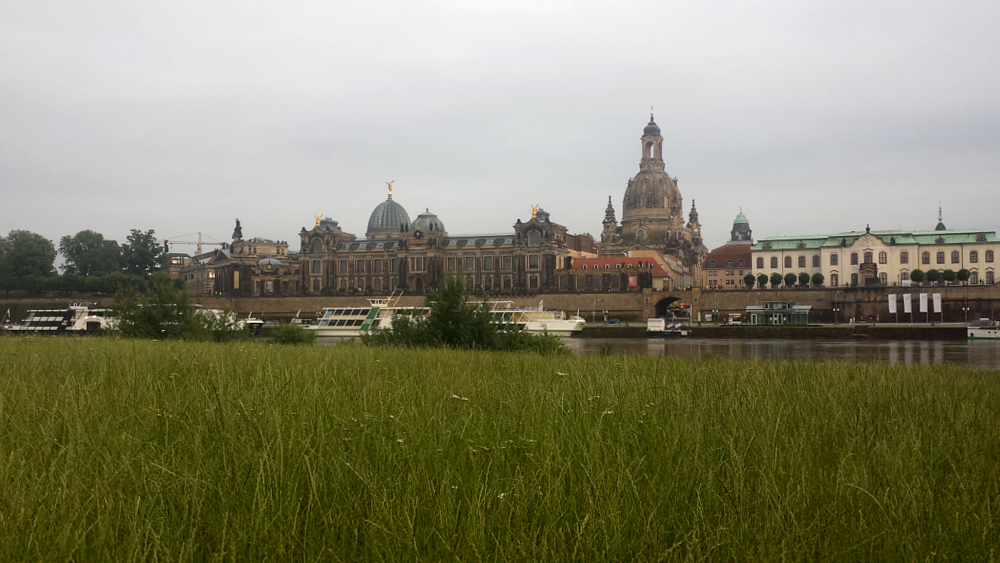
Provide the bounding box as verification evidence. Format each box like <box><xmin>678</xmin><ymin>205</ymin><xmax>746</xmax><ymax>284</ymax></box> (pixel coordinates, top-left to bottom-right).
<box><xmin>2</xmin><ymin>0</ymin><xmax>999</xmax><ymax>256</ymax></box>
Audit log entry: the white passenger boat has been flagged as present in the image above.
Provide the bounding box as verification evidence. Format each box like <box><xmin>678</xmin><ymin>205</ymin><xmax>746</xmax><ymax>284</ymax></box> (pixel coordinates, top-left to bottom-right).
<box><xmin>489</xmin><ymin>301</ymin><xmax>585</xmax><ymax>336</ymax></box>
<box><xmin>303</xmin><ymin>293</ymin><xmax>584</xmax><ymax>337</ymax></box>
<box><xmin>1</xmin><ymin>302</ymin><xmax>116</xmax><ymax>333</ymax></box>
<box><xmin>967</xmin><ymin>322</ymin><xmax>1000</xmax><ymax>340</ymax></box>
<box><xmin>302</xmin><ymin>292</ymin><xmax>428</xmax><ymax>337</ymax></box>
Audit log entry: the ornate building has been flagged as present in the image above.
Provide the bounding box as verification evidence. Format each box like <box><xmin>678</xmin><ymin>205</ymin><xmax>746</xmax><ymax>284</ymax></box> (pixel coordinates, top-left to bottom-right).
<box><xmin>750</xmin><ymin>210</ymin><xmax>999</xmax><ymax>287</ymax></box>
<box><xmin>600</xmin><ymin>112</ymin><xmax>708</xmax><ymax>281</ymax></box>
<box><xmin>298</xmin><ymin>186</ymin><xmax>588</xmax><ymax>295</ymax></box>
<box><xmin>181</xmin><ymin>220</ymin><xmax>301</xmax><ymax>296</ymax></box>
<box><xmin>701</xmin><ymin>209</ymin><xmax>753</xmax><ymax>289</ymax></box>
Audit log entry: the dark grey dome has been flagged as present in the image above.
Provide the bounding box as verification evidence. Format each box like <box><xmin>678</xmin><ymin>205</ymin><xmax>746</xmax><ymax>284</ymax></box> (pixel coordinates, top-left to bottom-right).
<box><xmin>258</xmin><ymin>256</ymin><xmax>282</xmax><ymax>266</ymax></box>
<box><xmin>367</xmin><ymin>196</ymin><xmax>411</xmax><ymax>235</ymax></box>
<box><xmin>535</xmin><ymin>207</ymin><xmax>550</xmax><ymax>222</ymax></box>
<box><xmin>319</xmin><ymin>217</ymin><xmax>340</xmax><ymax>231</ymax></box>
<box><xmin>643</xmin><ymin>116</ymin><xmax>660</xmax><ymax>137</ymax></box>
<box><xmin>412</xmin><ymin>208</ymin><xmax>446</xmax><ymax>233</ymax></box>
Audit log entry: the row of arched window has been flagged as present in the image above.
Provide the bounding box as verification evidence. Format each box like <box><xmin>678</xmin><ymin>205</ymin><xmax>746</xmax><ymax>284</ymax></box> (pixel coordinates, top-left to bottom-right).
<box><xmin>756</xmin><ymin>250</ymin><xmax>994</xmax><ymax>270</ymax></box>
<box><xmin>708</xmin><ymin>259</ymin><xmax>746</xmax><ymax>268</ymax></box>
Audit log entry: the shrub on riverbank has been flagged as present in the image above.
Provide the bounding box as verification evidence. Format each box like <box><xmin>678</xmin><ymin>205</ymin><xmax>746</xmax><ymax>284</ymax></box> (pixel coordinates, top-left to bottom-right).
<box><xmin>1</xmin><ymin>337</ymin><xmax>997</xmax><ymax>561</ymax></box>
<box><xmin>270</xmin><ymin>322</ymin><xmax>317</xmax><ymax>345</ymax></box>
<box><xmin>362</xmin><ymin>275</ymin><xmax>566</xmax><ymax>354</ymax></box>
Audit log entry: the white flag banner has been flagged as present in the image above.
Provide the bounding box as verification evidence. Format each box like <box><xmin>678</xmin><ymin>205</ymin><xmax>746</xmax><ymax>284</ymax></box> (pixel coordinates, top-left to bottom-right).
<box><xmin>888</xmin><ymin>294</ymin><xmax>897</xmax><ymax>314</ymax></box>
<box><xmin>919</xmin><ymin>293</ymin><xmax>928</xmax><ymax>313</ymax></box>
<box><xmin>903</xmin><ymin>294</ymin><xmax>912</xmax><ymax>314</ymax></box>
<box><xmin>933</xmin><ymin>293</ymin><xmax>942</xmax><ymax>314</ymax></box>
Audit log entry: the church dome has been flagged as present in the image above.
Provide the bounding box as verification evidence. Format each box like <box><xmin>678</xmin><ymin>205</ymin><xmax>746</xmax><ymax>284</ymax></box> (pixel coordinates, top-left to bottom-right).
<box><xmin>367</xmin><ymin>196</ymin><xmax>411</xmax><ymax>235</ymax></box>
<box><xmin>643</xmin><ymin>116</ymin><xmax>660</xmax><ymax>137</ymax></box>
<box><xmin>733</xmin><ymin>211</ymin><xmax>749</xmax><ymax>225</ymax></box>
<box><xmin>412</xmin><ymin>208</ymin><xmax>446</xmax><ymax>233</ymax></box>
<box><xmin>622</xmin><ymin>171</ymin><xmax>682</xmax><ymax>220</ymax></box>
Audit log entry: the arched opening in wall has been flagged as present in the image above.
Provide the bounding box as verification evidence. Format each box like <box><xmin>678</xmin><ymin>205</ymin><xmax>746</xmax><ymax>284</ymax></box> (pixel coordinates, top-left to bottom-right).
<box><xmin>645</xmin><ymin>141</ymin><xmax>654</xmax><ymax>159</ymax></box>
<box><xmin>311</xmin><ymin>239</ymin><xmax>323</xmax><ymax>254</ymax></box>
<box><xmin>654</xmin><ymin>296</ymin><xmax>680</xmax><ymax>318</ymax></box>
<box><xmin>414</xmin><ymin>277</ymin><xmax>424</xmax><ymax>293</ymax></box>
<box><xmin>527</xmin><ymin>231</ymin><xmax>541</xmax><ymax>247</ymax></box>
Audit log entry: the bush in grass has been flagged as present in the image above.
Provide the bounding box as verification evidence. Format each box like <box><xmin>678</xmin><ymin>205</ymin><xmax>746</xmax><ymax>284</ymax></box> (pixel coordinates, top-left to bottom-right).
<box><xmin>113</xmin><ymin>273</ymin><xmax>250</xmax><ymax>342</ymax></box>
<box><xmin>270</xmin><ymin>323</ymin><xmax>317</xmax><ymax>345</ymax></box>
<box><xmin>363</xmin><ymin>275</ymin><xmax>567</xmax><ymax>354</ymax></box>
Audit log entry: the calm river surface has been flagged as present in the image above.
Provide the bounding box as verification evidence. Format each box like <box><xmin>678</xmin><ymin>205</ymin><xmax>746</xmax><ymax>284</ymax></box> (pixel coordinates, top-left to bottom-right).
<box><xmin>561</xmin><ymin>338</ymin><xmax>1000</xmax><ymax>369</ymax></box>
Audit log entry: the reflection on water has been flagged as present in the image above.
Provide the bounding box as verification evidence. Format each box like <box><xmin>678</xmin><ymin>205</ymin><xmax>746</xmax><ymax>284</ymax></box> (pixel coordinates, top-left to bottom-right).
<box><xmin>562</xmin><ymin>338</ymin><xmax>1000</xmax><ymax>369</ymax></box>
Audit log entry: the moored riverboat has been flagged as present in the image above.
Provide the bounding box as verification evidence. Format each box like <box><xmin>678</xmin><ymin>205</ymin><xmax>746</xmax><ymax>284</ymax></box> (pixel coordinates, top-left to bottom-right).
<box><xmin>967</xmin><ymin>321</ymin><xmax>1000</xmax><ymax>340</ymax></box>
<box><xmin>645</xmin><ymin>317</ymin><xmax>689</xmax><ymax>337</ymax></box>
<box><xmin>1</xmin><ymin>302</ymin><xmax>115</xmax><ymax>333</ymax></box>
<box><xmin>303</xmin><ymin>293</ymin><xmax>584</xmax><ymax>337</ymax></box>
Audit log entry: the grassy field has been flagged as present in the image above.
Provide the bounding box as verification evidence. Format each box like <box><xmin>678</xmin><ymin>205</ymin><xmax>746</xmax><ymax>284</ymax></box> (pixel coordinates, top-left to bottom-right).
<box><xmin>0</xmin><ymin>337</ymin><xmax>998</xmax><ymax>562</ymax></box>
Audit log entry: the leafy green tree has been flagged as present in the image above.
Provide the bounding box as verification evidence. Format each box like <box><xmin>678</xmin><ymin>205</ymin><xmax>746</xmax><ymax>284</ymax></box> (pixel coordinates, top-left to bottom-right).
<box><xmin>743</xmin><ymin>273</ymin><xmax>755</xmax><ymax>289</ymax></box>
<box><xmin>59</xmin><ymin>230</ymin><xmax>121</xmax><ymax>276</ymax></box>
<box><xmin>757</xmin><ymin>273</ymin><xmax>769</xmax><ymax>289</ymax></box>
<box><xmin>926</xmin><ymin>269</ymin><xmax>940</xmax><ymax>284</ymax></box>
<box><xmin>942</xmin><ymin>269</ymin><xmax>956</xmax><ymax>284</ymax></box>
<box><xmin>910</xmin><ymin>269</ymin><xmax>925</xmax><ymax>284</ymax></box>
<box><xmin>811</xmin><ymin>273</ymin><xmax>825</xmax><ymax>287</ymax></box>
<box><xmin>784</xmin><ymin>273</ymin><xmax>797</xmax><ymax>287</ymax></box>
<box><xmin>114</xmin><ymin>273</ymin><xmax>201</xmax><ymax>339</ymax></box>
<box><xmin>769</xmin><ymin>273</ymin><xmax>783</xmax><ymax>288</ymax></box>
<box><xmin>798</xmin><ymin>272</ymin><xmax>810</xmax><ymax>287</ymax></box>
<box><xmin>0</xmin><ymin>230</ymin><xmax>57</xmax><ymax>294</ymax></box>
<box><xmin>957</xmin><ymin>269</ymin><xmax>970</xmax><ymax>284</ymax></box>
<box><xmin>121</xmin><ymin>229</ymin><xmax>166</xmax><ymax>279</ymax></box>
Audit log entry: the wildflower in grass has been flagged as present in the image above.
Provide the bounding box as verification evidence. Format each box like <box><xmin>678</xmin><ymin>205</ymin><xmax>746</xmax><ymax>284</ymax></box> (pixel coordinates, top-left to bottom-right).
<box><xmin>397</xmin><ymin>439</ymin><xmax>403</xmax><ymax>443</ymax></box>
<box><xmin>451</xmin><ymin>394</ymin><xmax>469</xmax><ymax>401</ymax></box>
<box><xmin>557</xmin><ymin>371</ymin><xmax>567</xmax><ymax>376</ymax></box>
<box><xmin>602</xmin><ymin>410</ymin><xmax>613</xmax><ymax>415</ymax></box>
<box><xmin>498</xmin><ymin>493</ymin><xmax>506</xmax><ymax>499</ymax></box>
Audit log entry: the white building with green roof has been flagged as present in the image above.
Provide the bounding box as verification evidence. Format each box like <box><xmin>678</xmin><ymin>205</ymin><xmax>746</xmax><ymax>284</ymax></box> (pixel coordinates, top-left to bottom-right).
<box><xmin>750</xmin><ymin>221</ymin><xmax>998</xmax><ymax>287</ymax></box>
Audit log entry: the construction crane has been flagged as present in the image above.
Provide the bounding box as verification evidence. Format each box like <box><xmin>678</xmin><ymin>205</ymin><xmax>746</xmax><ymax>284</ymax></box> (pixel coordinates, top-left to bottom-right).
<box><xmin>157</xmin><ymin>232</ymin><xmax>225</xmax><ymax>255</ymax></box>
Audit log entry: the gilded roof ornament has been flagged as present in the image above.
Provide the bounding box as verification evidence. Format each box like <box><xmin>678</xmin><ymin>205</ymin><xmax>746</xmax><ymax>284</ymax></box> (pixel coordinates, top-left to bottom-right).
<box><xmin>314</xmin><ymin>214</ymin><xmax>323</xmax><ymax>227</ymax></box>
<box><xmin>386</xmin><ymin>180</ymin><xmax>394</xmax><ymax>198</ymax></box>
<box><xmin>531</xmin><ymin>204</ymin><xmax>539</xmax><ymax>219</ymax></box>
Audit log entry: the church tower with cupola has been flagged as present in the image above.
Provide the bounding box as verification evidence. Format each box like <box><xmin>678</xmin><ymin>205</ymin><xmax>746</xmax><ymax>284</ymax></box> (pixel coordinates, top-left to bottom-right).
<box><xmin>601</xmin><ymin>110</ymin><xmax>707</xmax><ymax>273</ymax></box>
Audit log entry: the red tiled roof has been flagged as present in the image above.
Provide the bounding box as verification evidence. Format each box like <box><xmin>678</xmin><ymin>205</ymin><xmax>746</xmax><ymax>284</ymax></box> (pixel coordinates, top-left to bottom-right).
<box><xmin>702</xmin><ymin>243</ymin><xmax>752</xmax><ymax>269</ymax></box>
<box><xmin>572</xmin><ymin>257</ymin><xmax>670</xmax><ymax>278</ymax></box>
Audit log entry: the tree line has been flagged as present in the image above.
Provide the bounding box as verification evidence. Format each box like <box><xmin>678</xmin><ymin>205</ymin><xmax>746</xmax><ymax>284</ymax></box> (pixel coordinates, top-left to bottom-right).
<box><xmin>0</xmin><ymin>229</ymin><xmax>167</xmax><ymax>296</ymax></box>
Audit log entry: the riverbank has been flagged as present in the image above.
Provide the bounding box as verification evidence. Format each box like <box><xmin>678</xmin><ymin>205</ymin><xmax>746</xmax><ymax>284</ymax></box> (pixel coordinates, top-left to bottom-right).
<box><xmin>1</xmin><ymin>338</ymin><xmax>997</xmax><ymax>561</ymax></box>
<box><xmin>582</xmin><ymin>323</ymin><xmax>968</xmax><ymax>340</ymax></box>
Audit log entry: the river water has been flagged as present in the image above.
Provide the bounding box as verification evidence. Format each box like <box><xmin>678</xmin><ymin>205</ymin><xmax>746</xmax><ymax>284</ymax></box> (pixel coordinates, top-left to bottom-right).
<box><xmin>561</xmin><ymin>338</ymin><xmax>1000</xmax><ymax>369</ymax></box>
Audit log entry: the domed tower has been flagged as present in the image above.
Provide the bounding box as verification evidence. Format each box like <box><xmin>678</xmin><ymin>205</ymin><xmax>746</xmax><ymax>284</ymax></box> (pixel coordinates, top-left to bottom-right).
<box><xmin>620</xmin><ymin>110</ymin><xmax>685</xmax><ymax>243</ymax></box>
<box><xmin>730</xmin><ymin>207</ymin><xmax>752</xmax><ymax>242</ymax></box>
<box><xmin>366</xmin><ymin>182</ymin><xmax>411</xmax><ymax>240</ymax></box>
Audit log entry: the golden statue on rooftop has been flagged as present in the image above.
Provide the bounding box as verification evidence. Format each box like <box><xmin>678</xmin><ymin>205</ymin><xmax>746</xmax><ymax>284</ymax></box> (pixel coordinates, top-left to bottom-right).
<box><xmin>386</xmin><ymin>180</ymin><xmax>394</xmax><ymax>197</ymax></box>
<box><xmin>314</xmin><ymin>214</ymin><xmax>323</xmax><ymax>227</ymax></box>
<box><xmin>531</xmin><ymin>204</ymin><xmax>539</xmax><ymax>219</ymax></box>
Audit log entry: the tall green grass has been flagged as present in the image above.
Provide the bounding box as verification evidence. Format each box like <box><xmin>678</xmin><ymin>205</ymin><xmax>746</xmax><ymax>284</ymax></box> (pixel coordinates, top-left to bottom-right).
<box><xmin>0</xmin><ymin>337</ymin><xmax>997</xmax><ymax>561</ymax></box>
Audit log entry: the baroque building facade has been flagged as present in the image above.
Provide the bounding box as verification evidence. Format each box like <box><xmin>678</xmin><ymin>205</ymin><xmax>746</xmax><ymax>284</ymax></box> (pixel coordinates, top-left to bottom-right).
<box><xmin>181</xmin><ymin>220</ymin><xmax>301</xmax><ymax>296</ymax></box>
<box><xmin>750</xmin><ymin>211</ymin><xmax>999</xmax><ymax>287</ymax></box>
<box><xmin>298</xmin><ymin>186</ymin><xmax>590</xmax><ymax>295</ymax></box>
<box><xmin>600</xmin><ymin>113</ymin><xmax>708</xmax><ymax>283</ymax></box>
<box><xmin>701</xmin><ymin>209</ymin><xmax>753</xmax><ymax>289</ymax></box>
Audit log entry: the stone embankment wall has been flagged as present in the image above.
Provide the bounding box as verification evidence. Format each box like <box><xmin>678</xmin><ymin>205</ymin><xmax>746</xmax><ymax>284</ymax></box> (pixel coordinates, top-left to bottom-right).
<box><xmin>3</xmin><ymin>284</ymin><xmax>998</xmax><ymax>324</ymax></box>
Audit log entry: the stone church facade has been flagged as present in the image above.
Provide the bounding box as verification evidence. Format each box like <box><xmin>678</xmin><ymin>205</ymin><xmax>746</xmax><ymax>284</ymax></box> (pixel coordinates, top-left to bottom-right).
<box><xmin>600</xmin><ymin>113</ymin><xmax>708</xmax><ymax>282</ymax></box>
